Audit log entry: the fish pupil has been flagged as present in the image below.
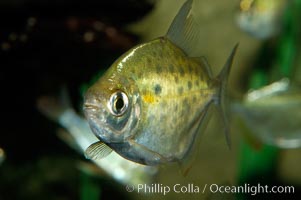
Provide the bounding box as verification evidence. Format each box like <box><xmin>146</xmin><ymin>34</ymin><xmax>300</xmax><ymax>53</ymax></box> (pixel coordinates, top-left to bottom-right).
<box><xmin>115</xmin><ymin>97</ymin><xmax>124</xmax><ymax>112</ymax></box>
<box><xmin>109</xmin><ymin>90</ymin><xmax>128</xmax><ymax>116</ymax></box>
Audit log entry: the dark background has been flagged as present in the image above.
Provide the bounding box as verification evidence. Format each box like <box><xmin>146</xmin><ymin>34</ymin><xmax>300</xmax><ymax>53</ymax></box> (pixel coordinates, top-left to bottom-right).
<box><xmin>0</xmin><ymin>0</ymin><xmax>152</xmax><ymax>199</ymax></box>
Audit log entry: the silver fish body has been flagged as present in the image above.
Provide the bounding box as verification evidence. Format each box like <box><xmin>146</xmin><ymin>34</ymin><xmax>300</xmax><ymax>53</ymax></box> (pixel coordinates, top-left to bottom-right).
<box><xmin>234</xmin><ymin>79</ymin><xmax>301</xmax><ymax>148</ymax></box>
<box><xmin>237</xmin><ymin>0</ymin><xmax>289</xmax><ymax>39</ymax></box>
<box><xmin>84</xmin><ymin>0</ymin><xmax>237</xmax><ymax>165</ymax></box>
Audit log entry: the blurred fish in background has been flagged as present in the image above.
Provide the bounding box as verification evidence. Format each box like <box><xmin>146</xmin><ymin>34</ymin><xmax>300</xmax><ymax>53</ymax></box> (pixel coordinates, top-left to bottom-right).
<box><xmin>233</xmin><ymin>78</ymin><xmax>301</xmax><ymax>149</ymax></box>
<box><xmin>237</xmin><ymin>0</ymin><xmax>290</xmax><ymax>39</ymax></box>
<box><xmin>37</xmin><ymin>91</ymin><xmax>157</xmax><ymax>186</ymax></box>
<box><xmin>0</xmin><ymin>148</ymin><xmax>5</xmax><ymax>165</ymax></box>
<box><xmin>235</xmin><ymin>0</ymin><xmax>301</xmax><ymax>198</ymax></box>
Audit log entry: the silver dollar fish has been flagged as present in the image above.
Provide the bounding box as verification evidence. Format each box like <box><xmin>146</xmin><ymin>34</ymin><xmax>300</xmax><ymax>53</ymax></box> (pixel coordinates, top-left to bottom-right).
<box><xmin>233</xmin><ymin>79</ymin><xmax>301</xmax><ymax>149</ymax></box>
<box><xmin>84</xmin><ymin>0</ymin><xmax>238</xmax><ymax>166</ymax></box>
<box><xmin>237</xmin><ymin>0</ymin><xmax>289</xmax><ymax>39</ymax></box>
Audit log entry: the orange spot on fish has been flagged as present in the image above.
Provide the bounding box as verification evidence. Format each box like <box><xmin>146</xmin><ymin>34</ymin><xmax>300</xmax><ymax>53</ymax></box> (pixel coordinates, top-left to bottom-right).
<box><xmin>143</xmin><ymin>93</ymin><xmax>155</xmax><ymax>104</ymax></box>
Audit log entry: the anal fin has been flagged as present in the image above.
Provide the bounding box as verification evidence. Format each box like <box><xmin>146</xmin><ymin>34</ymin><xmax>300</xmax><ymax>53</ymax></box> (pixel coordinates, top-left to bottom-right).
<box><xmin>178</xmin><ymin>102</ymin><xmax>214</xmax><ymax>176</ymax></box>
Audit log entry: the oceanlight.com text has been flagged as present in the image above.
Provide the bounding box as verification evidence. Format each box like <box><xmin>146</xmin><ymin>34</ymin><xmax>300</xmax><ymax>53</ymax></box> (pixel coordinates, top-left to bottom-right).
<box><xmin>209</xmin><ymin>183</ymin><xmax>294</xmax><ymax>196</ymax></box>
<box><xmin>125</xmin><ymin>183</ymin><xmax>295</xmax><ymax>196</ymax></box>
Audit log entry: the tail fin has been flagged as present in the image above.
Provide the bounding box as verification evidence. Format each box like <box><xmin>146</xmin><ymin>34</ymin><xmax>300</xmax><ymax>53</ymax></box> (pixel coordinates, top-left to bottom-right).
<box><xmin>37</xmin><ymin>86</ymin><xmax>72</xmax><ymax>121</ymax></box>
<box><xmin>215</xmin><ymin>43</ymin><xmax>239</xmax><ymax>148</ymax></box>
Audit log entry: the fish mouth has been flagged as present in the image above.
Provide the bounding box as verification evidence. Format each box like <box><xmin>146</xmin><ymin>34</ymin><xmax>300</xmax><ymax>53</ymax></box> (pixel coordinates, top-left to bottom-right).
<box><xmin>84</xmin><ymin>103</ymin><xmax>109</xmax><ymax>140</ymax></box>
<box><xmin>83</xmin><ymin>103</ymin><xmax>100</xmax><ymax>110</ymax></box>
<box><xmin>83</xmin><ymin>102</ymin><xmax>127</xmax><ymax>143</ymax></box>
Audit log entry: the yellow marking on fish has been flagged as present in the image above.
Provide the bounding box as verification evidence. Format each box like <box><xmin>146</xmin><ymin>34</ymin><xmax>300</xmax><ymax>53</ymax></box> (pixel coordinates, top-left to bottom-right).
<box><xmin>240</xmin><ymin>0</ymin><xmax>254</xmax><ymax>11</ymax></box>
<box><xmin>143</xmin><ymin>93</ymin><xmax>156</xmax><ymax>104</ymax></box>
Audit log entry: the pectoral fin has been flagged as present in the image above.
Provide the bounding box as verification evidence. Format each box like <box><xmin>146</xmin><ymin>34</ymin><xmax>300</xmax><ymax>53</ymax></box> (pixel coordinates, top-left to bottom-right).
<box><xmin>85</xmin><ymin>141</ymin><xmax>113</xmax><ymax>160</ymax></box>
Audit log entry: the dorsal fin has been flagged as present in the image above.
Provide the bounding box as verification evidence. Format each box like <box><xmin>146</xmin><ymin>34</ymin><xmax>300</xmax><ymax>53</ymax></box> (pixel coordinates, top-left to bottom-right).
<box><xmin>192</xmin><ymin>56</ymin><xmax>213</xmax><ymax>78</ymax></box>
<box><xmin>166</xmin><ymin>0</ymin><xmax>200</xmax><ymax>57</ymax></box>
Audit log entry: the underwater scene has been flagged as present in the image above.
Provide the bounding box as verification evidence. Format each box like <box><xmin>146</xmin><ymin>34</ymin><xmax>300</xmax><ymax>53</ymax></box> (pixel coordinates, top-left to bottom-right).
<box><xmin>0</xmin><ymin>0</ymin><xmax>301</xmax><ymax>199</ymax></box>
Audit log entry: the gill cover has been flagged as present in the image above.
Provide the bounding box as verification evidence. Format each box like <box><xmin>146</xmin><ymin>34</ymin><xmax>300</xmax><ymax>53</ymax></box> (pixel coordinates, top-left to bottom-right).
<box><xmin>84</xmin><ymin>74</ymin><xmax>141</xmax><ymax>144</ymax></box>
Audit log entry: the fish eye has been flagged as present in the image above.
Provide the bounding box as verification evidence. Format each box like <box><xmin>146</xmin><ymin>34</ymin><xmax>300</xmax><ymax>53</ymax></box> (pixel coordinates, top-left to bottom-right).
<box><xmin>109</xmin><ymin>91</ymin><xmax>129</xmax><ymax>116</ymax></box>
